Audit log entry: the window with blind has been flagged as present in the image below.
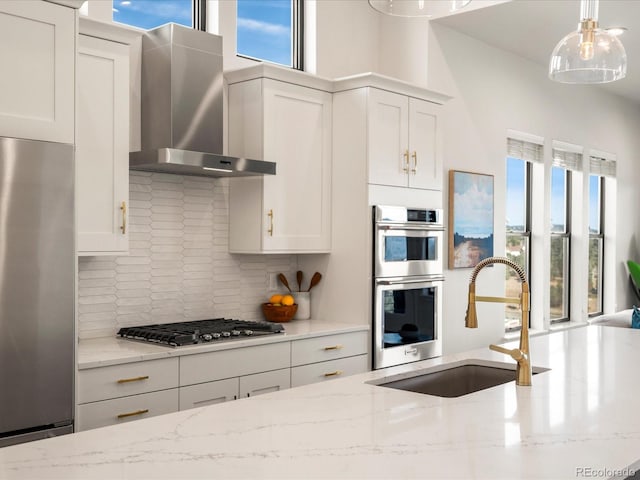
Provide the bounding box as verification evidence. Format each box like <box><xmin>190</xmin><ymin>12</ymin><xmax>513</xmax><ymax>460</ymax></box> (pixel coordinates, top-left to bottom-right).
<box><xmin>505</xmin><ymin>137</ymin><xmax>540</xmax><ymax>331</ymax></box>
<box><xmin>588</xmin><ymin>155</ymin><xmax>615</xmax><ymax>316</ymax></box>
<box><xmin>550</xmin><ymin>146</ymin><xmax>582</xmax><ymax>323</ymax></box>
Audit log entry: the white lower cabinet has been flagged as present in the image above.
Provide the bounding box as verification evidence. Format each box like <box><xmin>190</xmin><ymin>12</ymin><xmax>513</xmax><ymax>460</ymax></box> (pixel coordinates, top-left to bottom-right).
<box><xmin>178</xmin><ymin>369</ymin><xmax>290</xmax><ymax>410</ymax></box>
<box><xmin>179</xmin><ymin>378</ymin><xmax>238</xmax><ymax>410</ymax></box>
<box><xmin>291</xmin><ymin>355</ymin><xmax>369</xmax><ymax>388</ymax></box>
<box><xmin>78</xmin><ymin>331</ymin><xmax>369</xmax><ymax>429</ymax></box>
<box><xmin>239</xmin><ymin>368</ymin><xmax>291</xmax><ymax>398</ymax></box>
<box><xmin>290</xmin><ymin>331</ymin><xmax>369</xmax><ymax>388</ymax></box>
<box><xmin>76</xmin><ymin>358</ymin><xmax>180</xmax><ymax>431</ymax></box>
<box><xmin>77</xmin><ymin>389</ymin><xmax>179</xmax><ymax>431</ymax></box>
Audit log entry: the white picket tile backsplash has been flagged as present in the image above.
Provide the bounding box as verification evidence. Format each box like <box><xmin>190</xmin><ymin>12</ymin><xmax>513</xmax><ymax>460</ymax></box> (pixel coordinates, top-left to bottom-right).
<box><xmin>77</xmin><ymin>172</ymin><xmax>298</xmax><ymax>339</ymax></box>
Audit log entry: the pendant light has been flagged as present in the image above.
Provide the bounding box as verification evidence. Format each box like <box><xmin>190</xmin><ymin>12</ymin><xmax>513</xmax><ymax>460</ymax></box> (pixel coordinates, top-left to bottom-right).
<box><xmin>549</xmin><ymin>0</ymin><xmax>627</xmax><ymax>84</ymax></box>
<box><xmin>368</xmin><ymin>0</ymin><xmax>472</xmax><ymax>18</ymax></box>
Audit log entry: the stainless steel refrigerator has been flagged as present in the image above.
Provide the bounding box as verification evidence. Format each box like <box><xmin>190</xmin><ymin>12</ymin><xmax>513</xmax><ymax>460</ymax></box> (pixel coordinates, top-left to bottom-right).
<box><xmin>0</xmin><ymin>137</ymin><xmax>74</xmax><ymax>447</ymax></box>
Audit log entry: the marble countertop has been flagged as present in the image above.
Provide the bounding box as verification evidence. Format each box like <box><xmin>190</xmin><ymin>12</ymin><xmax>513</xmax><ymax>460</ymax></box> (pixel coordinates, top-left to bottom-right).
<box><xmin>3</xmin><ymin>325</ymin><xmax>640</xmax><ymax>479</ymax></box>
<box><xmin>78</xmin><ymin>320</ymin><xmax>369</xmax><ymax>369</ymax></box>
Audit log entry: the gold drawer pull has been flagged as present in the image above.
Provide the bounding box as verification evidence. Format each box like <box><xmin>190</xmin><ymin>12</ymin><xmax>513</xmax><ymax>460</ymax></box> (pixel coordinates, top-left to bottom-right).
<box><xmin>267</xmin><ymin>209</ymin><xmax>274</xmax><ymax>236</ymax></box>
<box><xmin>324</xmin><ymin>370</ymin><xmax>343</xmax><ymax>377</ymax></box>
<box><xmin>324</xmin><ymin>345</ymin><xmax>343</xmax><ymax>351</ymax></box>
<box><xmin>117</xmin><ymin>375</ymin><xmax>149</xmax><ymax>384</ymax></box>
<box><xmin>117</xmin><ymin>409</ymin><xmax>149</xmax><ymax>419</ymax></box>
<box><xmin>120</xmin><ymin>201</ymin><xmax>127</xmax><ymax>234</ymax></box>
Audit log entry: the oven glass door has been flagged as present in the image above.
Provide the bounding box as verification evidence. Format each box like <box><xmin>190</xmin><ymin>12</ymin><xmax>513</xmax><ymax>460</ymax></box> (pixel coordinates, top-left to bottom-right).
<box><xmin>373</xmin><ymin>277</ymin><xmax>443</xmax><ymax>369</ymax></box>
<box><xmin>375</xmin><ymin>227</ymin><xmax>443</xmax><ymax>278</ymax></box>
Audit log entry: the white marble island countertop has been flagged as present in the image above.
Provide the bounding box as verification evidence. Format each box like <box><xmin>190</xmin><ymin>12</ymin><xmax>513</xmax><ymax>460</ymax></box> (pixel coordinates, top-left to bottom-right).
<box><xmin>3</xmin><ymin>326</ymin><xmax>640</xmax><ymax>479</ymax></box>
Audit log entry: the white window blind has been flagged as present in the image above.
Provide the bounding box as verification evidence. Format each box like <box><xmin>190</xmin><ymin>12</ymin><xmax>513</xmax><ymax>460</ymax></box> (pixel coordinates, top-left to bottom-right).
<box><xmin>590</xmin><ymin>156</ymin><xmax>617</xmax><ymax>177</ymax></box>
<box><xmin>507</xmin><ymin>138</ymin><xmax>543</xmax><ymax>163</ymax></box>
<box><xmin>552</xmin><ymin>148</ymin><xmax>583</xmax><ymax>171</ymax></box>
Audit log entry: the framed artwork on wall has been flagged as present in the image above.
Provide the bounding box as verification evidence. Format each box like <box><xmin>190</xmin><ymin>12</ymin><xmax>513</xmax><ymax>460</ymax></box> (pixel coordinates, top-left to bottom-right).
<box><xmin>448</xmin><ymin>170</ymin><xmax>494</xmax><ymax>269</ymax></box>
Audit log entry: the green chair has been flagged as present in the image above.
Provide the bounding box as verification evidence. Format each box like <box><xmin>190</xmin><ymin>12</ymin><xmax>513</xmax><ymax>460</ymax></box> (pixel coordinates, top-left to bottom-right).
<box><xmin>627</xmin><ymin>260</ymin><xmax>640</xmax><ymax>302</ymax></box>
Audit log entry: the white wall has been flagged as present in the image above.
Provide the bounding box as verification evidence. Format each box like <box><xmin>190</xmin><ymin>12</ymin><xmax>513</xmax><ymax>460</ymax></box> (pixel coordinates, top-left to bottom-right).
<box><xmin>424</xmin><ymin>24</ymin><xmax>640</xmax><ymax>353</ymax></box>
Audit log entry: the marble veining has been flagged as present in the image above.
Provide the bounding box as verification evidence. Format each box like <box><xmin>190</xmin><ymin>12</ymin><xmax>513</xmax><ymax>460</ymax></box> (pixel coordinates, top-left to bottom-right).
<box><xmin>3</xmin><ymin>326</ymin><xmax>640</xmax><ymax>479</ymax></box>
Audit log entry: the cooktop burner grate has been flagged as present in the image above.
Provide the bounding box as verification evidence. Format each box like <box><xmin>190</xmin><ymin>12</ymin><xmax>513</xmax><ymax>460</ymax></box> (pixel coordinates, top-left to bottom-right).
<box><xmin>117</xmin><ymin>318</ymin><xmax>285</xmax><ymax>347</ymax></box>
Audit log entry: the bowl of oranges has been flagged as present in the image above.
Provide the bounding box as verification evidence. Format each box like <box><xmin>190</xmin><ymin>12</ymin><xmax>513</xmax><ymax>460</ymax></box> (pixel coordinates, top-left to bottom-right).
<box><xmin>262</xmin><ymin>294</ymin><xmax>298</xmax><ymax>323</ymax></box>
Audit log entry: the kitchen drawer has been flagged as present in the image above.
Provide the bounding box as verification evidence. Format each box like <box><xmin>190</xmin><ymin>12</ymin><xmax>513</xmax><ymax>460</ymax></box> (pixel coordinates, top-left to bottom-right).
<box><xmin>179</xmin><ymin>378</ymin><xmax>239</xmax><ymax>411</ymax></box>
<box><xmin>76</xmin><ymin>388</ymin><xmax>179</xmax><ymax>431</ymax></box>
<box><xmin>239</xmin><ymin>368</ymin><xmax>290</xmax><ymax>398</ymax></box>
<box><xmin>291</xmin><ymin>355</ymin><xmax>369</xmax><ymax>388</ymax></box>
<box><xmin>78</xmin><ymin>357</ymin><xmax>179</xmax><ymax>404</ymax></box>
<box><xmin>180</xmin><ymin>342</ymin><xmax>291</xmax><ymax>386</ymax></box>
<box><xmin>291</xmin><ymin>331</ymin><xmax>368</xmax><ymax>367</ymax></box>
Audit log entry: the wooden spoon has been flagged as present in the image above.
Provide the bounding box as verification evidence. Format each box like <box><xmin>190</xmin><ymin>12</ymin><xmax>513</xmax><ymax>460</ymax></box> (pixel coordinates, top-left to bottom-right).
<box><xmin>307</xmin><ymin>272</ymin><xmax>322</xmax><ymax>292</ymax></box>
<box><xmin>278</xmin><ymin>273</ymin><xmax>292</xmax><ymax>293</ymax></box>
<box><xmin>296</xmin><ymin>271</ymin><xmax>303</xmax><ymax>292</ymax></box>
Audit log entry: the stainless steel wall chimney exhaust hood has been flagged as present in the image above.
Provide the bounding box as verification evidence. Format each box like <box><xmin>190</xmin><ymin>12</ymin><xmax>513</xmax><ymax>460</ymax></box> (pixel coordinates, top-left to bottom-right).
<box><xmin>129</xmin><ymin>24</ymin><xmax>275</xmax><ymax>177</ymax></box>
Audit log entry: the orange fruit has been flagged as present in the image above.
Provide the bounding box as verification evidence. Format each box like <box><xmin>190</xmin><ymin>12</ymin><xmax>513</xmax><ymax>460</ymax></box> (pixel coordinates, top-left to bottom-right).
<box><xmin>269</xmin><ymin>294</ymin><xmax>284</xmax><ymax>304</ymax></box>
<box><xmin>281</xmin><ymin>294</ymin><xmax>295</xmax><ymax>306</ymax></box>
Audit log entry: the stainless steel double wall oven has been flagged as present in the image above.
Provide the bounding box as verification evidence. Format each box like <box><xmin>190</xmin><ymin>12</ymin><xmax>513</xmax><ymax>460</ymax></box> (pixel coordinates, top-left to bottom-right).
<box><xmin>373</xmin><ymin>206</ymin><xmax>444</xmax><ymax>369</ymax></box>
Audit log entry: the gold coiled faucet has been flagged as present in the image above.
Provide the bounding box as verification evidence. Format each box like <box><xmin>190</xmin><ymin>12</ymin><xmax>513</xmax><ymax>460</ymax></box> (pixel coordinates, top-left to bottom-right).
<box><xmin>465</xmin><ymin>256</ymin><xmax>532</xmax><ymax>386</ymax></box>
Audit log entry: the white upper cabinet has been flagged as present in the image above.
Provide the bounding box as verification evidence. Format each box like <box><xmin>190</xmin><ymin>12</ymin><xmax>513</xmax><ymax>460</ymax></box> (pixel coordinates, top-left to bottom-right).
<box><xmin>228</xmin><ymin>75</ymin><xmax>332</xmax><ymax>253</ymax></box>
<box><xmin>0</xmin><ymin>0</ymin><xmax>75</xmax><ymax>144</ymax></box>
<box><xmin>368</xmin><ymin>88</ymin><xmax>441</xmax><ymax>190</ymax></box>
<box><xmin>76</xmin><ymin>35</ymin><xmax>130</xmax><ymax>255</ymax></box>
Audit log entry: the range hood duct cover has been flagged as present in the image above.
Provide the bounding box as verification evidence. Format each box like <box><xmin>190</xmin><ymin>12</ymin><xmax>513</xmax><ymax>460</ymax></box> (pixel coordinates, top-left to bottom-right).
<box><xmin>129</xmin><ymin>23</ymin><xmax>275</xmax><ymax>177</ymax></box>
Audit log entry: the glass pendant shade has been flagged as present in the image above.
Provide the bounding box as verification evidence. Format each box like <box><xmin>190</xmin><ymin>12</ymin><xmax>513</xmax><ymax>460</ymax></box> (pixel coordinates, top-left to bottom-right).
<box><xmin>549</xmin><ymin>0</ymin><xmax>627</xmax><ymax>84</ymax></box>
<box><xmin>368</xmin><ymin>0</ymin><xmax>472</xmax><ymax>18</ymax></box>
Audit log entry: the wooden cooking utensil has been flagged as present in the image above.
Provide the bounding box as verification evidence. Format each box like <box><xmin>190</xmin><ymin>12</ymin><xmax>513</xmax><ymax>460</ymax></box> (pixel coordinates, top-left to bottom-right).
<box><xmin>278</xmin><ymin>273</ymin><xmax>292</xmax><ymax>293</ymax></box>
<box><xmin>307</xmin><ymin>272</ymin><xmax>322</xmax><ymax>292</ymax></box>
<box><xmin>296</xmin><ymin>271</ymin><xmax>303</xmax><ymax>292</ymax></box>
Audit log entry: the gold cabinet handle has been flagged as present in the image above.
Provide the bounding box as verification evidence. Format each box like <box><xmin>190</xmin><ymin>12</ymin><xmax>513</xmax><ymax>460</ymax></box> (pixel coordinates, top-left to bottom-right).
<box><xmin>116</xmin><ymin>375</ymin><xmax>149</xmax><ymax>384</ymax></box>
<box><xmin>267</xmin><ymin>209</ymin><xmax>274</xmax><ymax>236</ymax></box>
<box><xmin>402</xmin><ymin>150</ymin><xmax>410</xmax><ymax>173</ymax></box>
<box><xmin>120</xmin><ymin>201</ymin><xmax>127</xmax><ymax>234</ymax></box>
<box><xmin>411</xmin><ymin>151</ymin><xmax>417</xmax><ymax>174</ymax></box>
<box><xmin>323</xmin><ymin>345</ymin><xmax>343</xmax><ymax>351</ymax></box>
<box><xmin>117</xmin><ymin>409</ymin><xmax>149</xmax><ymax>419</ymax></box>
<box><xmin>324</xmin><ymin>370</ymin><xmax>343</xmax><ymax>377</ymax></box>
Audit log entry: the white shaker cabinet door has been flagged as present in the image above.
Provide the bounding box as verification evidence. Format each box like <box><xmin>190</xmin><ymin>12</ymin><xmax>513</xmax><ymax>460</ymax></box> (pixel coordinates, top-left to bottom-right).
<box><xmin>228</xmin><ymin>78</ymin><xmax>332</xmax><ymax>253</ymax></box>
<box><xmin>76</xmin><ymin>35</ymin><xmax>129</xmax><ymax>255</ymax></box>
<box><xmin>407</xmin><ymin>98</ymin><xmax>440</xmax><ymax>190</ymax></box>
<box><xmin>0</xmin><ymin>0</ymin><xmax>75</xmax><ymax>143</ymax></box>
<box><xmin>367</xmin><ymin>88</ymin><xmax>409</xmax><ymax>188</ymax></box>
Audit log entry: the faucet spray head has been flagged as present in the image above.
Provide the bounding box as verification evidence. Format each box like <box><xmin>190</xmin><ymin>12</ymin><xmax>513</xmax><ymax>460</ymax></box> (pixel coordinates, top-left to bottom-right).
<box><xmin>465</xmin><ymin>283</ymin><xmax>478</xmax><ymax>328</ymax></box>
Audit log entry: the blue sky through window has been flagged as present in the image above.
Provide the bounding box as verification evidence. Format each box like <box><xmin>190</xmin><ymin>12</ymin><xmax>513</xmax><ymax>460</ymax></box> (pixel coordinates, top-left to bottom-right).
<box><xmin>550</xmin><ymin>166</ymin><xmax>567</xmax><ymax>232</ymax></box>
<box><xmin>589</xmin><ymin>175</ymin><xmax>601</xmax><ymax>233</ymax></box>
<box><xmin>506</xmin><ymin>157</ymin><xmax>525</xmax><ymax>230</ymax></box>
<box><xmin>237</xmin><ymin>0</ymin><xmax>292</xmax><ymax>66</ymax></box>
<box><xmin>112</xmin><ymin>0</ymin><xmax>192</xmax><ymax>29</ymax></box>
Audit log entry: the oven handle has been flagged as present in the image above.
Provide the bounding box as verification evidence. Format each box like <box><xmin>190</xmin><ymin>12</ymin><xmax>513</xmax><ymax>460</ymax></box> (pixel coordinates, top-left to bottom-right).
<box><xmin>376</xmin><ymin>277</ymin><xmax>444</xmax><ymax>285</ymax></box>
<box><xmin>378</xmin><ymin>224</ymin><xmax>444</xmax><ymax>231</ymax></box>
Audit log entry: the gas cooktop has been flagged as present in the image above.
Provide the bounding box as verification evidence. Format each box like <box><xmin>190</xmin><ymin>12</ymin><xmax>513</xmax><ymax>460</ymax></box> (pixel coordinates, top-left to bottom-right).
<box><xmin>117</xmin><ymin>318</ymin><xmax>285</xmax><ymax>347</ymax></box>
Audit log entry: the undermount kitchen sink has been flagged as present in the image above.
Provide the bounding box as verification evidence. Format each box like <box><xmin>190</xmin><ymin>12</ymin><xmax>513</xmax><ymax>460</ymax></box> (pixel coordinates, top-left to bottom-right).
<box><xmin>369</xmin><ymin>360</ymin><xmax>550</xmax><ymax>398</ymax></box>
